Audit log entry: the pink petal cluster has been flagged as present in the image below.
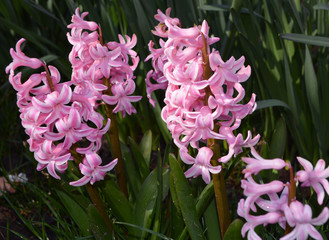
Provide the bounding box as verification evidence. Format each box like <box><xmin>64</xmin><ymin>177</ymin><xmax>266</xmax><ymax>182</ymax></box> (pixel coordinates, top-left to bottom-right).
<box><xmin>281</xmin><ymin>201</ymin><xmax>329</xmax><ymax>240</ymax></box>
<box><xmin>70</xmin><ymin>151</ymin><xmax>118</xmax><ymax>186</ymax></box>
<box><xmin>145</xmin><ymin>8</ymin><xmax>259</xmax><ymax>183</ymax></box>
<box><xmin>296</xmin><ymin>157</ymin><xmax>329</xmax><ymax>205</ymax></box>
<box><xmin>4</xmin><ymin>8</ymin><xmax>141</xmax><ymax>186</ymax></box>
<box><xmin>238</xmin><ymin>148</ymin><xmax>329</xmax><ymax>239</ymax></box>
<box><xmin>67</xmin><ymin>8</ymin><xmax>141</xmax><ymax>117</ymax></box>
<box><xmin>179</xmin><ymin>146</ymin><xmax>221</xmax><ymax>184</ymax></box>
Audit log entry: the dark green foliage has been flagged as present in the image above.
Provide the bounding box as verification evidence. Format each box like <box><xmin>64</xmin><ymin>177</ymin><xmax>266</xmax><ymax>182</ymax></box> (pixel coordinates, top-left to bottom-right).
<box><xmin>2</xmin><ymin>0</ymin><xmax>329</xmax><ymax>239</ymax></box>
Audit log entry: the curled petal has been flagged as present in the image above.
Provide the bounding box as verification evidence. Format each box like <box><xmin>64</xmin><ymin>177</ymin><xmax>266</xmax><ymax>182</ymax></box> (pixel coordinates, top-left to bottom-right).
<box><xmin>69</xmin><ymin>176</ymin><xmax>91</xmax><ymax>187</ymax></box>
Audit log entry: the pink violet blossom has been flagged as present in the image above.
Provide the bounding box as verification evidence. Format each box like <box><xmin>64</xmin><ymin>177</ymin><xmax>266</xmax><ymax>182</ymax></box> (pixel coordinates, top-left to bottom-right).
<box><xmin>241</xmin><ymin>146</ymin><xmax>287</xmax><ymax>178</ymax></box>
<box><xmin>34</xmin><ymin>141</ymin><xmax>71</xmax><ymax>179</ymax></box>
<box><xmin>281</xmin><ymin>201</ymin><xmax>329</xmax><ymax>240</ymax></box>
<box><xmin>238</xmin><ymin>197</ymin><xmax>283</xmax><ymax>240</ymax></box>
<box><xmin>179</xmin><ymin>146</ymin><xmax>221</xmax><ymax>184</ymax></box>
<box><xmin>102</xmin><ymin>79</ymin><xmax>142</xmax><ymax>117</ymax></box>
<box><xmin>219</xmin><ymin>128</ymin><xmax>260</xmax><ymax>163</ymax></box>
<box><xmin>70</xmin><ymin>152</ymin><xmax>118</xmax><ymax>186</ymax></box>
<box><xmin>296</xmin><ymin>157</ymin><xmax>329</xmax><ymax>205</ymax></box>
<box><xmin>241</xmin><ymin>177</ymin><xmax>285</xmax><ymax>213</ymax></box>
<box><xmin>67</xmin><ymin>8</ymin><xmax>98</xmax><ymax>31</ymax></box>
<box><xmin>5</xmin><ymin>38</ymin><xmax>43</xmax><ymax>74</ymax></box>
<box><xmin>238</xmin><ymin>148</ymin><xmax>329</xmax><ymax>239</ymax></box>
<box><xmin>31</xmin><ymin>83</ymin><xmax>72</xmax><ymax>125</ymax></box>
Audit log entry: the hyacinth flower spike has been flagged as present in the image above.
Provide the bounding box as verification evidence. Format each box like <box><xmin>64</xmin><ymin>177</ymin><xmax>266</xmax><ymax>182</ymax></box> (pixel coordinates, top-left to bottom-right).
<box><xmin>6</xmin><ymin>7</ymin><xmax>142</xmax><ymax>231</ymax></box>
<box><xmin>144</xmin><ymin>8</ymin><xmax>260</xmax><ymax>237</ymax></box>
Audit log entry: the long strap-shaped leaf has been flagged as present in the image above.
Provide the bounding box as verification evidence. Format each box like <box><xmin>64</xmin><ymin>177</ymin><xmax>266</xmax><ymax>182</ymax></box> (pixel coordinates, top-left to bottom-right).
<box><xmin>305</xmin><ymin>47</ymin><xmax>326</xmax><ymax>160</ymax></box>
<box><xmin>169</xmin><ymin>154</ymin><xmax>206</xmax><ymax>240</ymax></box>
<box><xmin>281</xmin><ymin>33</ymin><xmax>329</xmax><ymax>47</ymax></box>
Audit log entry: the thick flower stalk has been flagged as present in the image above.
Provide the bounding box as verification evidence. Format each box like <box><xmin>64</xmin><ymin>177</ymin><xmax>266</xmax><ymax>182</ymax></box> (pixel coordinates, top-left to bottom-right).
<box><xmin>238</xmin><ymin>147</ymin><xmax>329</xmax><ymax>240</ymax></box>
<box><xmin>145</xmin><ymin>8</ymin><xmax>260</xmax><ymax>184</ymax></box>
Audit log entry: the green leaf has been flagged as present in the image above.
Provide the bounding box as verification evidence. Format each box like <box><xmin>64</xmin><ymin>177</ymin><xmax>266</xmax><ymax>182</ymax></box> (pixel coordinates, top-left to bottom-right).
<box><xmin>203</xmin><ymin>199</ymin><xmax>220</xmax><ymax>240</ymax></box>
<box><xmin>314</xmin><ymin>3</ymin><xmax>329</xmax><ymax>11</ymax></box>
<box><xmin>195</xmin><ymin>181</ymin><xmax>214</xmax><ymax>216</ymax></box>
<box><xmin>223</xmin><ymin>219</ymin><xmax>244</xmax><ymax>240</ymax></box>
<box><xmin>132</xmin><ymin>0</ymin><xmax>152</xmax><ymax>42</ymax></box>
<box><xmin>199</xmin><ymin>4</ymin><xmax>230</xmax><ymax>12</ymax></box>
<box><xmin>305</xmin><ymin>47</ymin><xmax>326</xmax><ymax>160</ymax></box>
<box><xmin>129</xmin><ymin>136</ymin><xmax>150</xmax><ymax>180</ymax></box>
<box><xmin>63</xmin><ymin>0</ymin><xmax>76</xmax><ymax>14</ymax></box>
<box><xmin>87</xmin><ymin>204</ymin><xmax>112</xmax><ymax>240</ymax></box>
<box><xmin>102</xmin><ymin>178</ymin><xmax>133</xmax><ymax>223</ymax></box>
<box><xmin>139</xmin><ymin>130</ymin><xmax>152</xmax><ymax>167</ymax></box>
<box><xmin>256</xmin><ymin>99</ymin><xmax>291</xmax><ymax>111</ymax></box>
<box><xmin>134</xmin><ymin>168</ymin><xmax>159</xmax><ymax>238</ymax></box>
<box><xmin>169</xmin><ymin>154</ymin><xmax>206</xmax><ymax>240</ymax></box>
<box><xmin>282</xmin><ymin>41</ymin><xmax>298</xmax><ymax>120</ymax></box>
<box><xmin>0</xmin><ymin>0</ymin><xmax>17</xmax><ymax>21</ymax></box>
<box><xmin>304</xmin><ymin>47</ymin><xmax>321</xmax><ymax>124</ymax></box>
<box><xmin>0</xmin><ymin>16</ymin><xmax>60</xmax><ymax>52</ymax></box>
<box><xmin>151</xmin><ymin>92</ymin><xmax>171</xmax><ymax>144</ymax></box>
<box><xmin>115</xmin><ymin>222</ymin><xmax>173</xmax><ymax>240</ymax></box>
<box><xmin>22</xmin><ymin>0</ymin><xmax>60</xmax><ymax>22</ymax></box>
<box><xmin>150</xmin><ymin>151</ymin><xmax>164</xmax><ymax>240</ymax></box>
<box><xmin>269</xmin><ymin>117</ymin><xmax>287</xmax><ymax>159</ymax></box>
<box><xmin>169</xmin><ymin>167</ymin><xmax>181</xmax><ymax>213</ymax></box>
<box><xmin>121</xmin><ymin>142</ymin><xmax>142</xmax><ymax>198</ymax></box>
<box><xmin>280</xmin><ymin>33</ymin><xmax>329</xmax><ymax>47</ymax></box>
<box><xmin>100</xmin><ymin>4</ymin><xmax>117</xmax><ymax>42</ymax></box>
<box><xmin>40</xmin><ymin>54</ymin><xmax>59</xmax><ymax>63</ymax></box>
<box><xmin>1</xmin><ymin>192</ymin><xmax>42</xmax><ymax>238</ymax></box>
<box><xmin>56</xmin><ymin>190</ymin><xmax>90</xmax><ymax>236</ymax></box>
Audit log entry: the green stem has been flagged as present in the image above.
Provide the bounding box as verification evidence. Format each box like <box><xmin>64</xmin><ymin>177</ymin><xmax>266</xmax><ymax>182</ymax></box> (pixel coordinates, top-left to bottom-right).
<box><xmin>70</xmin><ymin>145</ymin><xmax>113</xmax><ymax>232</ymax></box>
<box><xmin>103</xmin><ymin>77</ymin><xmax>128</xmax><ymax>198</ymax></box>
<box><xmin>202</xmin><ymin>33</ymin><xmax>231</xmax><ymax>238</ymax></box>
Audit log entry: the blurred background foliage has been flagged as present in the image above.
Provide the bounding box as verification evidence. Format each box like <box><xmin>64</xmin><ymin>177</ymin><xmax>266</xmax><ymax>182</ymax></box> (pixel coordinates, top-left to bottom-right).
<box><xmin>1</xmin><ymin>0</ymin><xmax>329</xmax><ymax>239</ymax></box>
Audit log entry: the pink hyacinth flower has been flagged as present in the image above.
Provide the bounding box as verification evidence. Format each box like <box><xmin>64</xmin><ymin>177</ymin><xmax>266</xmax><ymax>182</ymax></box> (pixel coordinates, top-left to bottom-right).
<box><xmin>67</xmin><ymin>8</ymin><xmax>98</xmax><ymax>31</ymax></box>
<box><xmin>242</xmin><ymin>146</ymin><xmax>287</xmax><ymax>178</ymax></box>
<box><xmin>296</xmin><ymin>157</ymin><xmax>329</xmax><ymax>205</ymax></box>
<box><xmin>241</xmin><ymin>177</ymin><xmax>285</xmax><ymax>213</ymax></box>
<box><xmin>88</xmin><ymin>43</ymin><xmax>123</xmax><ymax>79</ymax></box>
<box><xmin>34</xmin><ymin>141</ymin><xmax>71</xmax><ymax>179</ymax></box>
<box><xmin>31</xmin><ymin>84</ymin><xmax>72</xmax><ymax>125</ymax></box>
<box><xmin>46</xmin><ymin>108</ymin><xmax>93</xmax><ymax>150</ymax></box>
<box><xmin>179</xmin><ymin>146</ymin><xmax>221</xmax><ymax>184</ymax></box>
<box><xmin>102</xmin><ymin>79</ymin><xmax>142</xmax><ymax>117</ymax></box>
<box><xmin>219</xmin><ymin>127</ymin><xmax>260</xmax><ymax>163</ymax></box>
<box><xmin>5</xmin><ymin>38</ymin><xmax>43</xmax><ymax>74</ymax></box>
<box><xmin>238</xmin><ymin>198</ymin><xmax>283</xmax><ymax>240</ymax></box>
<box><xmin>175</xmin><ymin>106</ymin><xmax>226</xmax><ymax>147</ymax></box>
<box><xmin>281</xmin><ymin>201</ymin><xmax>329</xmax><ymax>240</ymax></box>
<box><xmin>70</xmin><ymin>152</ymin><xmax>118</xmax><ymax>186</ymax></box>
